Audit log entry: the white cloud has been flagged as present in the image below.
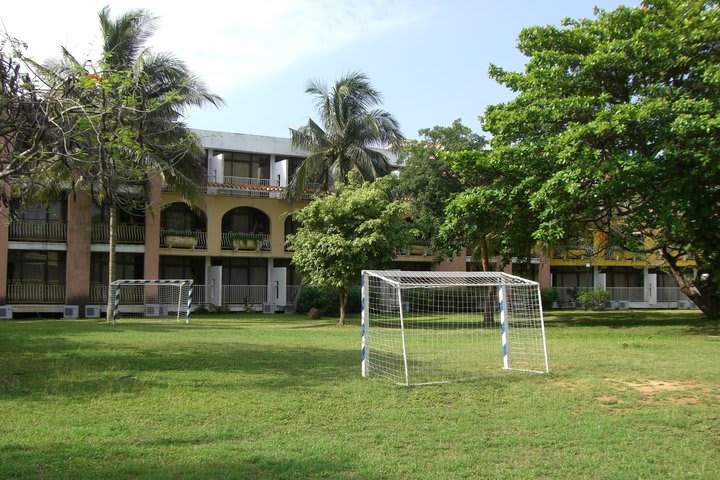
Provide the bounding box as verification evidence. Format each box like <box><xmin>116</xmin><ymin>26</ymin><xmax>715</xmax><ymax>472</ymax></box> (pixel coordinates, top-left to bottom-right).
<box><xmin>1</xmin><ymin>0</ymin><xmax>422</xmax><ymax>94</ymax></box>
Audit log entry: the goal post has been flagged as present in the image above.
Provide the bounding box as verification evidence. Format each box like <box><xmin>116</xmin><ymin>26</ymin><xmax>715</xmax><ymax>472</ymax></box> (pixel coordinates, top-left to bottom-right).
<box><xmin>109</xmin><ymin>279</ymin><xmax>193</xmax><ymax>324</ymax></box>
<box><xmin>361</xmin><ymin>270</ymin><xmax>549</xmax><ymax>386</ymax></box>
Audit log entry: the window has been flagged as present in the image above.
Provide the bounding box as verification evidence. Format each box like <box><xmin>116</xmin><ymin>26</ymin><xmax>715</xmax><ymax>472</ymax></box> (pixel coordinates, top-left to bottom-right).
<box><xmin>219</xmin><ymin>151</ymin><xmax>270</xmax><ymax>180</ymax></box>
<box><xmin>8</xmin><ymin>251</ymin><xmax>66</xmax><ymax>284</ymax></box>
<box><xmin>213</xmin><ymin>257</ymin><xmax>267</xmax><ymax>285</ymax></box>
<box><xmin>222</xmin><ymin>207</ymin><xmax>270</xmax><ymax>234</ymax></box>
<box><xmin>92</xmin><ymin>202</ymin><xmax>145</xmax><ymax>225</ymax></box>
<box><xmin>160</xmin><ymin>257</ymin><xmax>206</xmax><ymax>283</ymax></box>
<box><xmin>12</xmin><ymin>199</ymin><xmax>65</xmax><ymax>222</ymax></box>
<box><xmin>90</xmin><ymin>253</ymin><xmax>144</xmax><ymax>285</ymax></box>
<box><xmin>161</xmin><ymin>203</ymin><xmax>206</xmax><ymax>231</ymax></box>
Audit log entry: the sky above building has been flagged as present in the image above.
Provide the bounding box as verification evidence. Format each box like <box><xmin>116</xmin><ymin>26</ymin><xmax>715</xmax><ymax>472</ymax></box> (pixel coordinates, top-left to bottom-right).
<box><xmin>2</xmin><ymin>0</ymin><xmax>639</xmax><ymax>139</ymax></box>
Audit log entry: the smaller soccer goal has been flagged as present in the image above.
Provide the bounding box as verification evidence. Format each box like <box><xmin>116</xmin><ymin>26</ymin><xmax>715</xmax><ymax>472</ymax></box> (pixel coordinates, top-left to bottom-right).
<box><xmin>109</xmin><ymin>279</ymin><xmax>193</xmax><ymax>324</ymax></box>
<box><xmin>361</xmin><ymin>270</ymin><xmax>549</xmax><ymax>386</ymax></box>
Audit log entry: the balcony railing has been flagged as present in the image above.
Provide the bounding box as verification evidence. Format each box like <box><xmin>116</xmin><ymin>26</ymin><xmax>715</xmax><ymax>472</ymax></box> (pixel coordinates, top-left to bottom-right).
<box><xmin>222</xmin><ymin>285</ymin><xmax>268</xmax><ymax>305</ymax></box>
<box><xmin>92</xmin><ymin>224</ymin><xmax>145</xmax><ymax>244</ymax></box>
<box><xmin>221</xmin><ymin>232</ymin><xmax>271</xmax><ymax>251</ymax></box>
<box><xmin>9</xmin><ymin>221</ymin><xmax>67</xmax><ymax>242</ymax></box>
<box><xmin>7</xmin><ymin>283</ymin><xmax>65</xmax><ymax>303</ymax></box>
<box><xmin>657</xmin><ymin>287</ymin><xmax>689</xmax><ymax>302</ymax></box>
<box><xmin>90</xmin><ymin>284</ymin><xmax>108</xmax><ymax>304</ymax></box>
<box><xmin>606</xmin><ymin>287</ymin><xmax>646</xmax><ymax>302</ymax></box>
<box><xmin>160</xmin><ymin>229</ymin><xmax>207</xmax><ymax>249</ymax></box>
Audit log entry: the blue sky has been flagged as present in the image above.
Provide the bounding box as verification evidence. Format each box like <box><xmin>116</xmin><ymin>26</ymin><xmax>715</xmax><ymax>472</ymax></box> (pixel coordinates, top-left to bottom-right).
<box><xmin>2</xmin><ymin>0</ymin><xmax>639</xmax><ymax>139</ymax></box>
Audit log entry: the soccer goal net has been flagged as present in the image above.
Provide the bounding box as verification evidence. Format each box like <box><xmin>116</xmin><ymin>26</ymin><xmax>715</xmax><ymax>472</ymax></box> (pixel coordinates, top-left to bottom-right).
<box><xmin>109</xmin><ymin>279</ymin><xmax>193</xmax><ymax>324</ymax></box>
<box><xmin>361</xmin><ymin>270</ymin><xmax>548</xmax><ymax>386</ymax></box>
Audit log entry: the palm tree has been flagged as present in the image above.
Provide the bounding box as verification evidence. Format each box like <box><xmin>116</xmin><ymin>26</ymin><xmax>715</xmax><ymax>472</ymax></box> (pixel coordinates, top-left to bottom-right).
<box><xmin>49</xmin><ymin>7</ymin><xmax>222</xmax><ymax>320</ymax></box>
<box><xmin>288</xmin><ymin>71</ymin><xmax>404</xmax><ymax>197</ymax></box>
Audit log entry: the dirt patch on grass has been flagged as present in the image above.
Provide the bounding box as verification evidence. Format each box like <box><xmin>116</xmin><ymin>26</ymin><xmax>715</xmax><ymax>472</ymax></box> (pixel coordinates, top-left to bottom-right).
<box><xmin>605</xmin><ymin>378</ymin><xmax>715</xmax><ymax>405</ymax></box>
<box><xmin>549</xmin><ymin>379</ymin><xmax>588</xmax><ymax>390</ymax></box>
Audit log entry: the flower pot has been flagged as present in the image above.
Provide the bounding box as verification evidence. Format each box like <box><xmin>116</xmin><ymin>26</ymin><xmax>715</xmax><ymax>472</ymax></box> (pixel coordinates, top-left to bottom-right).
<box><xmin>165</xmin><ymin>235</ymin><xmax>198</xmax><ymax>249</ymax></box>
<box><xmin>233</xmin><ymin>237</ymin><xmax>259</xmax><ymax>251</ymax></box>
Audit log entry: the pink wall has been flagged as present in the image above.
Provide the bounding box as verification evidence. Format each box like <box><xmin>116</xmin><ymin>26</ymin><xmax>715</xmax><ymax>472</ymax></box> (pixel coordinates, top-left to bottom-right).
<box><xmin>144</xmin><ymin>175</ymin><xmax>162</xmax><ymax>279</ymax></box>
<box><xmin>65</xmin><ymin>192</ymin><xmax>92</xmax><ymax>305</ymax></box>
<box><xmin>432</xmin><ymin>248</ymin><xmax>467</xmax><ymax>272</ymax></box>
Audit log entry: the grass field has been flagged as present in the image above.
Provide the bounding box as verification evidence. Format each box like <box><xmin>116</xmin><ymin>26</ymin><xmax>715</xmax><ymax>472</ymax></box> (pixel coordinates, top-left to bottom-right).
<box><xmin>1</xmin><ymin>310</ymin><xmax>718</xmax><ymax>479</ymax></box>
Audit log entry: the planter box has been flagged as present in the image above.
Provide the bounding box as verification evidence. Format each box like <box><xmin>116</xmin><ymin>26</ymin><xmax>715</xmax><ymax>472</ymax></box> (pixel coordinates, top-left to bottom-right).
<box><xmin>233</xmin><ymin>238</ymin><xmax>259</xmax><ymax>251</ymax></box>
<box><xmin>409</xmin><ymin>245</ymin><xmax>428</xmax><ymax>256</ymax></box>
<box><xmin>165</xmin><ymin>235</ymin><xmax>198</xmax><ymax>249</ymax></box>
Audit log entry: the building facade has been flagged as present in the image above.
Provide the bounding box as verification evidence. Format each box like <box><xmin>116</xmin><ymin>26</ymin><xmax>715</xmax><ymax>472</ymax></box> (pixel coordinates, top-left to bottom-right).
<box><xmin>0</xmin><ymin>129</ymin><xmax>693</xmax><ymax>318</ymax></box>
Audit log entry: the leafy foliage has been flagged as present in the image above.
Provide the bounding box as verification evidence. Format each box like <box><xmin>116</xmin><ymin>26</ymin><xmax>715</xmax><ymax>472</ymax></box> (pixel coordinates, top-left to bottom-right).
<box><xmin>577</xmin><ymin>290</ymin><xmax>612</xmax><ymax>311</ymax></box>
<box><xmin>466</xmin><ymin>0</ymin><xmax>720</xmax><ymax>317</ymax></box>
<box><xmin>288</xmin><ymin>71</ymin><xmax>404</xmax><ymax>197</ymax></box>
<box><xmin>287</xmin><ymin>177</ymin><xmax>411</xmax><ymax>324</ymax></box>
<box><xmin>398</xmin><ymin>120</ymin><xmax>485</xmax><ymax>257</ymax></box>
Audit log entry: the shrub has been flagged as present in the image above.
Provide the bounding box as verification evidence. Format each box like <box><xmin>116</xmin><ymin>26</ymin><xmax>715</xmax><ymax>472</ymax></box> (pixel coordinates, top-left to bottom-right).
<box><xmin>540</xmin><ymin>288</ymin><xmax>558</xmax><ymax>310</ymax></box>
<box><xmin>577</xmin><ymin>290</ymin><xmax>611</xmax><ymax>311</ymax></box>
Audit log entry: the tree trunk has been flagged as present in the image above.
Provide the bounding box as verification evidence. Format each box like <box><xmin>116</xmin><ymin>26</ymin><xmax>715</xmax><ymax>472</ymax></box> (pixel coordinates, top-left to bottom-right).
<box><xmin>661</xmin><ymin>249</ymin><xmax>719</xmax><ymax>319</ymax></box>
<box><xmin>105</xmin><ymin>205</ymin><xmax>117</xmax><ymax>322</ymax></box>
<box><xmin>479</xmin><ymin>238</ymin><xmax>495</xmax><ymax>325</ymax></box>
<box><xmin>291</xmin><ymin>281</ymin><xmax>303</xmax><ymax>313</ymax></box>
<box><xmin>338</xmin><ymin>287</ymin><xmax>348</xmax><ymax>326</ymax></box>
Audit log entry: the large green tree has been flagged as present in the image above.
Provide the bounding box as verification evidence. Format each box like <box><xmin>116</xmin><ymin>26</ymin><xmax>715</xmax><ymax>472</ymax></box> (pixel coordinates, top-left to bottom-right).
<box><xmin>288</xmin><ymin>71</ymin><xmax>404</xmax><ymax>197</ymax></box>
<box><xmin>287</xmin><ymin>177</ymin><xmax>410</xmax><ymax>325</ymax></box>
<box><xmin>471</xmin><ymin>0</ymin><xmax>720</xmax><ymax>317</ymax></box>
<box><xmin>398</xmin><ymin>120</ymin><xmax>486</xmax><ymax>261</ymax></box>
<box><xmin>46</xmin><ymin>7</ymin><xmax>221</xmax><ymax>319</ymax></box>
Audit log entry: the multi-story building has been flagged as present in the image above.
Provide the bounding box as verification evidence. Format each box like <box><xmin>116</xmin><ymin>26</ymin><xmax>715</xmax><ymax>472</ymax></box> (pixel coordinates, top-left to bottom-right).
<box><xmin>0</xmin><ymin>129</ymin><xmax>693</xmax><ymax>318</ymax></box>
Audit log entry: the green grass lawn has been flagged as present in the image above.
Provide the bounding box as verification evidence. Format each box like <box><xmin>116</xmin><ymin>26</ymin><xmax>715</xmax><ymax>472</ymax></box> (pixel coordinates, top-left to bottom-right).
<box><xmin>1</xmin><ymin>310</ymin><xmax>718</xmax><ymax>479</ymax></box>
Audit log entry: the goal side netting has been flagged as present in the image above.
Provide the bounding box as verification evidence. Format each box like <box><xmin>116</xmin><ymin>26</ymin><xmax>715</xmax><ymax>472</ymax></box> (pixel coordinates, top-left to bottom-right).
<box><xmin>109</xmin><ymin>279</ymin><xmax>193</xmax><ymax>324</ymax></box>
<box><xmin>361</xmin><ymin>270</ymin><xmax>549</xmax><ymax>386</ymax></box>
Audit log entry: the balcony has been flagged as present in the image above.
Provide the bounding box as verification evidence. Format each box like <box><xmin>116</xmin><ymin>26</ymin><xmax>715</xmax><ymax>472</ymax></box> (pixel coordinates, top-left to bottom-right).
<box><xmin>92</xmin><ymin>224</ymin><xmax>145</xmax><ymax>244</ymax></box>
<box><xmin>160</xmin><ymin>229</ymin><xmax>207</xmax><ymax>250</ymax></box>
<box><xmin>221</xmin><ymin>232</ymin><xmax>271</xmax><ymax>251</ymax></box>
<box><xmin>7</xmin><ymin>283</ymin><xmax>65</xmax><ymax>303</ymax></box>
<box><xmin>222</xmin><ymin>285</ymin><xmax>268</xmax><ymax>305</ymax></box>
<box><xmin>204</xmin><ymin>175</ymin><xmax>282</xmax><ymax>198</ymax></box>
<box><xmin>9</xmin><ymin>221</ymin><xmax>67</xmax><ymax>242</ymax></box>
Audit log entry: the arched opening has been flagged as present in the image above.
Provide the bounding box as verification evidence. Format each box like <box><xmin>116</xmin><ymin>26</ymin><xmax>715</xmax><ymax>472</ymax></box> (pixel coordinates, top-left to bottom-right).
<box><xmin>283</xmin><ymin>214</ymin><xmax>302</xmax><ymax>251</ymax></box>
<box><xmin>221</xmin><ymin>207</ymin><xmax>271</xmax><ymax>251</ymax></box>
<box><xmin>160</xmin><ymin>202</ymin><xmax>208</xmax><ymax>249</ymax></box>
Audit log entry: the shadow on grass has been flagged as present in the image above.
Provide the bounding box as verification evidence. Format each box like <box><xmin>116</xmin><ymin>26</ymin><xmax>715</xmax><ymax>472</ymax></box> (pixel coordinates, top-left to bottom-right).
<box><xmin>0</xmin><ymin>441</ymin><xmax>364</xmax><ymax>480</ymax></box>
<box><xmin>0</xmin><ymin>333</ymin><xmax>359</xmax><ymax>399</ymax></box>
<box><xmin>543</xmin><ymin>310</ymin><xmax>717</xmax><ymax>331</ymax></box>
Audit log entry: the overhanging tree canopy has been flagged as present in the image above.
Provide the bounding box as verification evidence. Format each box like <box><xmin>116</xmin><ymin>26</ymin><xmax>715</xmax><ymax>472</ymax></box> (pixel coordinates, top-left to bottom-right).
<box><xmin>476</xmin><ymin>0</ymin><xmax>720</xmax><ymax>316</ymax></box>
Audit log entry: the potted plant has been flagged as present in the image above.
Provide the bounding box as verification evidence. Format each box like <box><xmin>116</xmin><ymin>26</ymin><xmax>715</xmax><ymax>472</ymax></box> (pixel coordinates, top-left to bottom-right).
<box><xmin>231</xmin><ymin>233</ymin><xmax>260</xmax><ymax>251</ymax></box>
<box><xmin>164</xmin><ymin>230</ymin><xmax>198</xmax><ymax>249</ymax></box>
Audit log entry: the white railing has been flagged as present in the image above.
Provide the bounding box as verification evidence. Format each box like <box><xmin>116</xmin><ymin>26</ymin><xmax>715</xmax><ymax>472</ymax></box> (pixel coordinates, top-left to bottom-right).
<box><xmin>92</xmin><ymin>224</ymin><xmax>145</xmax><ymax>244</ymax></box>
<box><xmin>222</xmin><ymin>285</ymin><xmax>268</xmax><ymax>305</ymax></box>
<box><xmin>221</xmin><ymin>232</ymin><xmax>271</xmax><ymax>251</ymax></box>
<box><xmin>220</xmin><ymin>175</ymin><xmax>279</xmax><ymax>187</ymax></box>
<box><xmin>9</xmin><ymin>221</ymin><xmax>67</xmax><ymax>242</ymax></box>
<box><xmin>191</xmin><ymin>284</ymin><xmax>207</xmax><ymax>304</ymax></box>
<box><xmin>160</xmin><ymin>229</ymin><xmax>207</xmax><ymax>249</ymax></box>
<box><xmin>7</xmin><ymin>284</ymin><xmax>65</xmax><ymax>303</ymax></box>
<box><xmin>286</xmin><ymin>285</ymin><xmax>302</xmax><ymax>306</ymax></box>
<box><xmin>90</xmin><ymin>284</ymin><xmax>108</xmax><ymax>303</ymax></box>
<box><xmin>657</xmin><ymin>287</ymin><xmax>689</xmax><ymax>302</ymax></box>
<box><xmin>606</xmin><ymin>287</ymin><xmax>646</xmax><ymax>302</ymax></box>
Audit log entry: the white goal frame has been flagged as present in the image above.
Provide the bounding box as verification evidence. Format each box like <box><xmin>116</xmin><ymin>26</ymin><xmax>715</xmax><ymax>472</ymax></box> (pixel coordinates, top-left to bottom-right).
<box><xmin>361</xmin><ymin>270</ymin><xmax>549</xmax><ymax>386</ymax></box>
<box><xmin>110</xmin><ymin>279</ymin><xmax>193</xmax><ymax>324</ymax></box>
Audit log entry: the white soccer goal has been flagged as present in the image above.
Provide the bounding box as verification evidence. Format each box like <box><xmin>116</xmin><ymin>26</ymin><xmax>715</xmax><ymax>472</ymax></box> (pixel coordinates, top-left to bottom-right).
<box><xmin>361</xmin><ymin>270</ymin><xmax>549</xmax><ymax>386</ymax></box>
<box><xmin>109</xmin><ymin>279</ymin><xmax>193</xmax><ymax>324</ymax></box>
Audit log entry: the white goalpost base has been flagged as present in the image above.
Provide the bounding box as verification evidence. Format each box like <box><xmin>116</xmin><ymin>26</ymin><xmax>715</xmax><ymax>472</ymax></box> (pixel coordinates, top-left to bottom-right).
<box><xmin>361</xmin><ymin>270</ymin><xmax>549</xmax><ymax>386</ymax></box>
<box><xmin>109</xmin><ymin>279</ymin><xmax>193</xmax><ymax>324</ymax></box>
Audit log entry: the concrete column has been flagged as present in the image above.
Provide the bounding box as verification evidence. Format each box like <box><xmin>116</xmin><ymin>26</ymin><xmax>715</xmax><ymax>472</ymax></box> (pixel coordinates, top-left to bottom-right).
<box><xmin>144</xmin><ymin>174</ymin><xmax>162</xmax><ymax>279</ymax></box>
<box><xmin>65</xmin><ymin>192</ymin><xmax>92</xmax><ymax>306</ymax></box>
